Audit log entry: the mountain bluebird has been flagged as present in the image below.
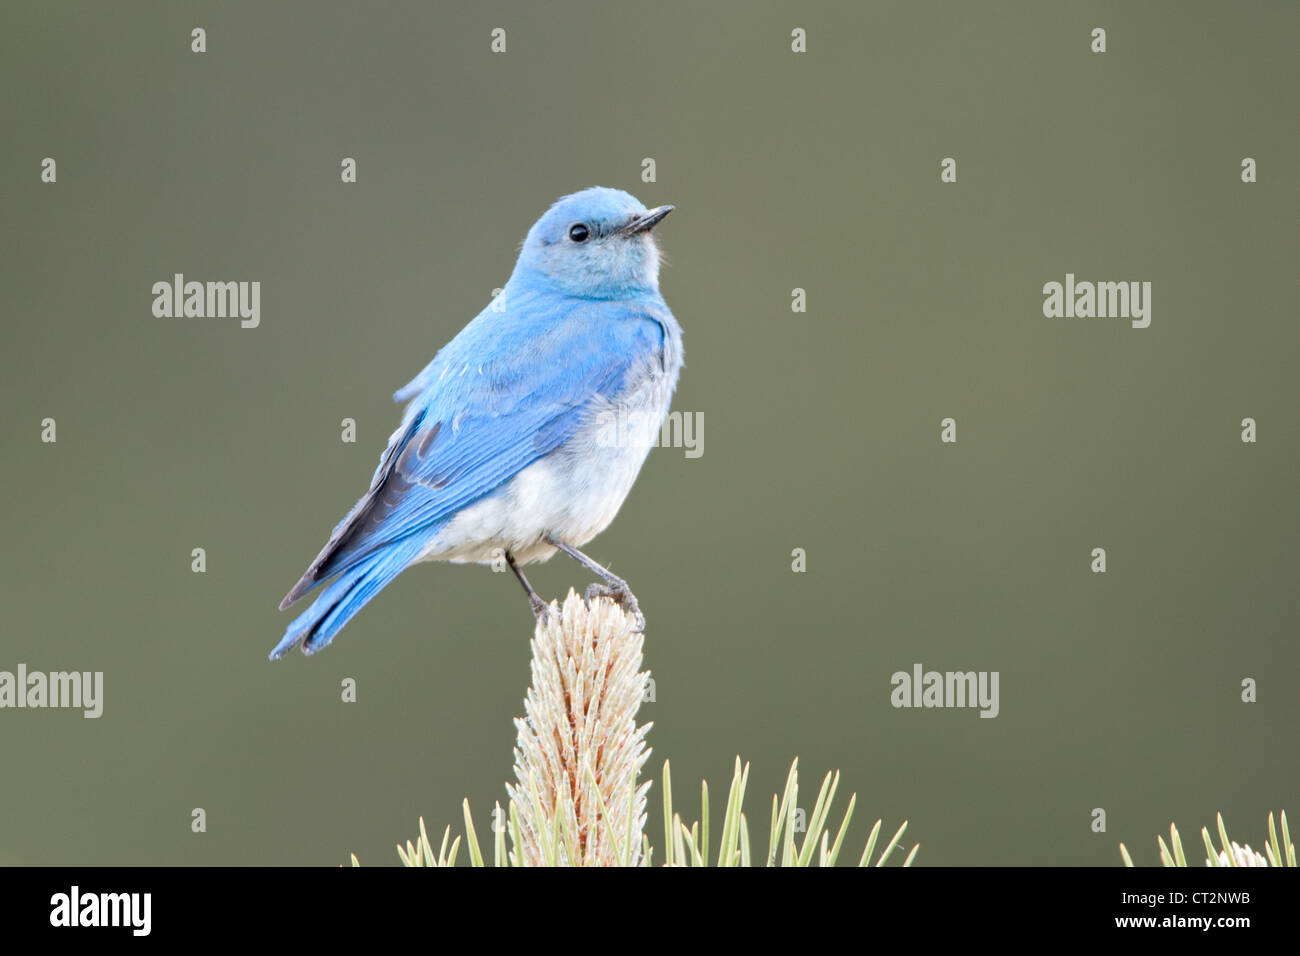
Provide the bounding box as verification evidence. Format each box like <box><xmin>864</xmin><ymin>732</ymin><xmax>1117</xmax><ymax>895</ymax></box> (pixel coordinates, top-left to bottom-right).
<box><xmin>271</xmin><ymin>187</ymin><xmax>682</xmax><ymax>659</ymax></box>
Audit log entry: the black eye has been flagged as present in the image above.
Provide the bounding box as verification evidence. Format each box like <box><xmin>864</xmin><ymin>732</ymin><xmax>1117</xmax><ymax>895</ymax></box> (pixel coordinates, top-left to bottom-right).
<box><xmin>568</xmin><ymin>223</ymin><xmax>589</xmax><ymax>243</ymax></box>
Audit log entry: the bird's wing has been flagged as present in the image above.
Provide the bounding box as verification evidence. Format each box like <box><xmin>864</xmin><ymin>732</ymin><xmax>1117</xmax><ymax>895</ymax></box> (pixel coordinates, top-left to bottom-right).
<box><xmin>280</xmin><ymin>303</ymin><xmax>665</xmax><ymax>609</ymax></box>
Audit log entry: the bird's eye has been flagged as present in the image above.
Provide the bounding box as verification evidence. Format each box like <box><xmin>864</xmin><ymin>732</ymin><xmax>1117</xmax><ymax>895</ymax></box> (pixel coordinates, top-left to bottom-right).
<box><xmin>568</xmin><ymin>223</ymin><xmax>590</xmax><ymax>243</ymax></box>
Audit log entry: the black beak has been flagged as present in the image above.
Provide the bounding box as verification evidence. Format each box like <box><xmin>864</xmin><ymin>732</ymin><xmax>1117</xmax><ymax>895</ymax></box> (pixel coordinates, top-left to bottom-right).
<box><xmin>620</xmin><ymin>204</ymin><xmax>674</xmax><ymax>236</ymax></box>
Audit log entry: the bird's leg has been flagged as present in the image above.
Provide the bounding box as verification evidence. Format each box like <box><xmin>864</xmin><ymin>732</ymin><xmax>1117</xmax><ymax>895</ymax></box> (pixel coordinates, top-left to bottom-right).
<box><xmin>505</xmin><ymin>550</ymin><xmax>549</xmax><ymax>622</ymax></box>
<box><xmin>544</xmin><ymin>537</ymin><xmax>645</xmax><ymax>632</ymax></box>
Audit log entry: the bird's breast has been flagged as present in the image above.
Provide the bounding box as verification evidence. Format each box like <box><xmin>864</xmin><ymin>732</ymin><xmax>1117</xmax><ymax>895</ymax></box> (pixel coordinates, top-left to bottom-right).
<box><xmin>419</xmin><ymin>361</ymin><xmax>676</xmax><ymax>565</ymax></box>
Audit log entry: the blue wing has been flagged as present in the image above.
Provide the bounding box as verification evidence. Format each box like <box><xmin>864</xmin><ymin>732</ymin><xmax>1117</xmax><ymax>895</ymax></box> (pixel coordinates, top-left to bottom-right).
<box><xmin>271</xmin><ymin>294</ymin><xmax>668</xmax><ymax>658</ymax></box>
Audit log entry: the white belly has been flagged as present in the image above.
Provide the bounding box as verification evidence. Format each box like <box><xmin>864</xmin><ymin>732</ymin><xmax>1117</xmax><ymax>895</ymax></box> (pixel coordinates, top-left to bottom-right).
<box><xmin>416</xmin><ymin>368</ymin><xmax>673</xmax><ymax>566</ymax></box>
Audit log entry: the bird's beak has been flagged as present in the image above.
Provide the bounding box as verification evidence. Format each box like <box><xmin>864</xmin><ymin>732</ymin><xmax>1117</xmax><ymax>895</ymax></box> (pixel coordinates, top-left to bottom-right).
<box><xmin>620</xmin><ymin>205</ymin><xmax>674</xmax><ymax>236</ymax></box>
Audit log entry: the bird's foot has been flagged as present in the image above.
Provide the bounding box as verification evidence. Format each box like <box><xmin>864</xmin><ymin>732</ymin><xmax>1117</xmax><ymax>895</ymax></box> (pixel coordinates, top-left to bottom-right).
<box><xmin>584</xmin><ymin>582</ymin><xmax>645</xmax><ymax>632</ymax></box>
<box><xmin>529</xmin><ymin>595</ymin><xmax>551</xmax><ymax>625</ymax></box>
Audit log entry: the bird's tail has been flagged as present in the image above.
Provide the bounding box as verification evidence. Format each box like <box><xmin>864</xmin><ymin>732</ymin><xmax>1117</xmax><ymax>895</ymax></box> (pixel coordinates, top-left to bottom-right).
<box><xmin>269</xmin><ymin>537</ymin><xmax>426</xmax><ymax>660</ymax></box>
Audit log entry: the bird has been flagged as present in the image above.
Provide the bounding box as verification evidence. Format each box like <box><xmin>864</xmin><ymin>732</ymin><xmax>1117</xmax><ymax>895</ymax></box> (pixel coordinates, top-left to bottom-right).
<box><xmin>270</xmin><ymin>186</ymin><xmax>683</xmax><ymax>659</ymax></box>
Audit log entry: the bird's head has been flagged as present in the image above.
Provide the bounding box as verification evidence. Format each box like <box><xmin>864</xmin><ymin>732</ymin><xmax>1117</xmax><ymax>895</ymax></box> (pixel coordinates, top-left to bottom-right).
<box><xmin>515</xmin><ymin>187</ymin><xmax>673</xmax><ymax>298</ymax></box>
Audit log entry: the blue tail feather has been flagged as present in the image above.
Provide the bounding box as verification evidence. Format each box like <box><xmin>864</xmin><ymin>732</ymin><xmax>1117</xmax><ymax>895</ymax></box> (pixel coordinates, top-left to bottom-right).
<box><xmin>269</xmin><ymin>537</ymin><xmax>427</xmax><ymax>660</ymax></box>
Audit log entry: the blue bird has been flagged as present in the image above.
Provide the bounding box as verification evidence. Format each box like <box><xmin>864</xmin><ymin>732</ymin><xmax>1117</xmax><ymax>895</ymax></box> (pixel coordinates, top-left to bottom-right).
<box><xmin>271</xmin><ymin>187</ymin><xmax>683</xmax><ymax>659</ymax></box>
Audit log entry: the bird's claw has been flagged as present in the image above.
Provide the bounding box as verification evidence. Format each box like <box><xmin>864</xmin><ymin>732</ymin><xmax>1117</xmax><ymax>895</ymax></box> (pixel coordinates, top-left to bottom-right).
<box><xmin>529</xmin><ymin>597</ymin><xmax>551</xmax><ymax>626</ymax></box>
<box><xmin>584</xmin><ymin>582</ymin><xmax>646</xmax><ymax>632</ymax></box>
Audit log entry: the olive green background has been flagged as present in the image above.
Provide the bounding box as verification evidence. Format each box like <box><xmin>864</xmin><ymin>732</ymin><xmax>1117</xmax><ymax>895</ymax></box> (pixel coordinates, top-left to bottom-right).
<box><xmin>1</xmin><ymin>1</ymin><xmax>1295</xmax><ymax>866</ymax></box>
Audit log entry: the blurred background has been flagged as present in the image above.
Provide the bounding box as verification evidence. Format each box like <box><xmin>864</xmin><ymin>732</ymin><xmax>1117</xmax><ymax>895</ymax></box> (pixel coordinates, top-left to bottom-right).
<box><xmin>1</xmin><ymin>1</ymin><xmax>1295</xmax><ymax>865</ymax></box>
